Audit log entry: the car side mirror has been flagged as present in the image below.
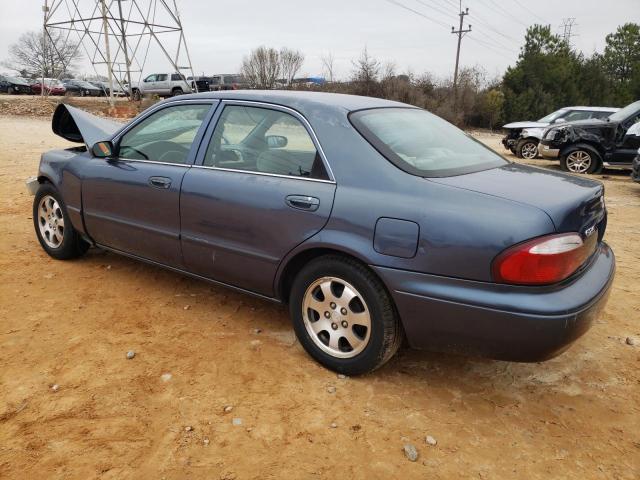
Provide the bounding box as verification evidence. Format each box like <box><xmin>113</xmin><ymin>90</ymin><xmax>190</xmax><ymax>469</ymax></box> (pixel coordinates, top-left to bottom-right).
<box><xmin>553</xmin><ymin>118</ymin><xmax>565</xmax><ymax>124</ymax></box>
<box><xmin>266</xmin><ymin>135</ymin><xmax>288</xmax><ymax>149</ymax></box>
<box><xmin>92</xmin><ymin>141</ymin><xmax>115</xmax><ymax>158</ymax></box>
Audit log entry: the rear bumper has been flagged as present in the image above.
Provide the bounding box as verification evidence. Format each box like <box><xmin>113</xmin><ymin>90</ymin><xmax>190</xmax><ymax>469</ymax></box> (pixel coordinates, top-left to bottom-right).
<box><xmin>374</xmin><ymin>242</ymin><xmax>615</xmax><ymax>361</ymax></box>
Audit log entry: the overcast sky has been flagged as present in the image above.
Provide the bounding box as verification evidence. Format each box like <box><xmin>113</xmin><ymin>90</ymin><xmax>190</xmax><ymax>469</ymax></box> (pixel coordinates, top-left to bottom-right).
<box><xmin>0</xmin><ymin>0</ymin><xmax>637</xmax><ymax>81</ymax></box>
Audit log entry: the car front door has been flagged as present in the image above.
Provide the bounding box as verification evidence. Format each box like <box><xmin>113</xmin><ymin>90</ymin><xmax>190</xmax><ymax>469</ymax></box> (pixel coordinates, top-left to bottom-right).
<box><xmin>613</xmin><ymin>115</ymin><xmax>640</xmax><ymax>165</ymax></box>
<box><xmin>180</xmin><ymin>102</ymin><xmax>336</xmax><ymax>296</ymax></box>
<box><xmin>81</xmin><ymin>101</ymin><xmax>216</xmax><ymax>267</ymax></box>
<box><xmin>142</xmin><ymin>74</ymin><xmax>157</xmax><ymax>94</ymax></box>
<box><xmin>155</xmin><ymin>74</ymin><xmax>169</xmax><ymax>95</ymax></box>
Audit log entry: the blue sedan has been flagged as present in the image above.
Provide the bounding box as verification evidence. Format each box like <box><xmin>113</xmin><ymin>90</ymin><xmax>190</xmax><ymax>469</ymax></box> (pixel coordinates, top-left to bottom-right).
<box><xmin>32</xmin><ymin>91</ymin><xmax>615</xmax><ymax>375</ymax></box>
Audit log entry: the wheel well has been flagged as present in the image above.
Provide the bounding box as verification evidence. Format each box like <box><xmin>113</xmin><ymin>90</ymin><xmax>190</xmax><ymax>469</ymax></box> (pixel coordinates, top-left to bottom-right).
<box><xmin>37</xmin><ymin>175</ymin><xmax>52</xmax><ymax>184</ymax></box>
<box><xmin>172</xmin><ymin>86</ymin><xmax>183</xmax><ymax>92</ymax></box>
<box><xmin>278</xmin><ymin>248</ymin><xmax>372</xmax><ymax>303</ymax></box>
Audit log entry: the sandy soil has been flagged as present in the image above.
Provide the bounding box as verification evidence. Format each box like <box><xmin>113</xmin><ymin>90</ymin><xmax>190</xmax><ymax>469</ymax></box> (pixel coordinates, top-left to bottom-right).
<box><xmin>0</xmin><ymin>110</ymin><xmax>639</xmax><ymax>480</ymax></box>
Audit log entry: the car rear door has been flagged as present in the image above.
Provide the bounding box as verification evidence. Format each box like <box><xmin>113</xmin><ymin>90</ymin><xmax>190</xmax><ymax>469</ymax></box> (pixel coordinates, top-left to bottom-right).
<box><xmin>180</xmin><ymin>101</ymin><xmax>336</xmax><ymax>296</ymax></box>
<box><xmin>81</xmin><ymin>100</ymin><xmax>216</xmax><ymax>267</ymax></box>
<box><xmin>612</xmin><ymin>114</ymin><xmax>640</xmax><ymax>165</ymax></box>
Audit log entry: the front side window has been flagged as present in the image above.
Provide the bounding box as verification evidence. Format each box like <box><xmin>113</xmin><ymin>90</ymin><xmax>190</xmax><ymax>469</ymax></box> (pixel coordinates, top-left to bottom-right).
<box><xmin>350</xmin><ymin>108</ymin><xmax>507</xmax><ymax>177</ymax></box>
<box><xmin>119</xmin><ymin>104</ymin><xmax>211</xmax><ymax>164</ymax></box>
<box><xmin>144</xmin><ymin>74</ymin><xmax>156</xmax><ymax>82</ymax></box>
<box><xmin>204</xmin><ymin>105</ymin><xmax>328</xmax><ymax>179</ymax></box>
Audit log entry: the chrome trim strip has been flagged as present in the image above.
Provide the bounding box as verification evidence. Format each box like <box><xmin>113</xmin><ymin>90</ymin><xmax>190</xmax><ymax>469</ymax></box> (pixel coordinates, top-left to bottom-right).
<box><xmin>190</xmin><ymin>164</ymin><xmax>335</xmax><ymax>184</ymax></box>
<box><xmin>218</xmin><ymin>99</ymin><xmax>337</xmax><ymax>183</ymax></box>
<box><xmin>115</xmin><ymin>157</ymin><xmax>191</xmax><ymax>168</ymax></box>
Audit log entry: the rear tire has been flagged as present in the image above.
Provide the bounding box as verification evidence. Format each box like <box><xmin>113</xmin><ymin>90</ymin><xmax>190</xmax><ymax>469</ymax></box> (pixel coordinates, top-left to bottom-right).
<box><xmin>516</xmin><ymin>138</ymin><xmax>539</xmax><ymax>159</ymax></box>
<box><xmin>171</xmin><ymin>87</ymin><xmax>183</xmax><ymax>97</ymax></box>
<box><xmin>289</xmin><ymin>255</ymin><xmax>402</xmax><ymax>375</ymax></box>
<box><xmin>33</xmin><ymin>183</ymin><xmax>89</xmax><ymax>260</ymax></box>
<box><xmin>560</xmin><ymin>145</ymin><xmax>602</xmax><ymax>174</ymax></box>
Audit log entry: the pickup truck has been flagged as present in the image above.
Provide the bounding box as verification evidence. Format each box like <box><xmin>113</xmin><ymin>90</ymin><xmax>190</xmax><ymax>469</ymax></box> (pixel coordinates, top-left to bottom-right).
<box><xmin>130</xmin><ymin>73</ymin><xmax>193</xmax><ymax>100</ymax></box>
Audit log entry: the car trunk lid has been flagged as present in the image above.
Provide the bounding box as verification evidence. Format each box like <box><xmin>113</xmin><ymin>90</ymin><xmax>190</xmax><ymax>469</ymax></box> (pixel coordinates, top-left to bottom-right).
<box><xmin>430</xmin><ymin>163</ymin><xmax>606</xmax><ymax>236</ymax></box>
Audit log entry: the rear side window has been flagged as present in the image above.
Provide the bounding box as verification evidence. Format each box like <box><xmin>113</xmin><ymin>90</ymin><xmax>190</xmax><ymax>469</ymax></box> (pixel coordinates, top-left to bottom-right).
<box><xmin>350</xmin><ymin>108</ymin><xmax>506</xmax><ymax>177</ymax></box>
<box><xmin>562</xmin><ymin>110</ymin><xmax>592</xmax><ymax>122</ymax></box>
<box><xmin>171</xmin><ymin>74</ymin><xmax>184</xmax><ymax>81</ymax></box>
<box><xmin>156</xmin><ymin>74</ymin><xmax>168</xmax><ymax>81</ymax></box>
<box><xmin>203</xmin><ymin>105</ymin><xmax>329</xmax><ymax>180</ymax></box>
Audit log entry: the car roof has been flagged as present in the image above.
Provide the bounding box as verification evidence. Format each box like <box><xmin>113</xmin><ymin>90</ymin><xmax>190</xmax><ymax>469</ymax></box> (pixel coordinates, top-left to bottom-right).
<box><xmin>167</xmin><ymin>90</ymin><xmax>411</xmax><ymax>114</ymax></box>
<box><xmin>565</xmin><ymin>106</ymin><xmax>619</xmax><ymax>111</ymax></box>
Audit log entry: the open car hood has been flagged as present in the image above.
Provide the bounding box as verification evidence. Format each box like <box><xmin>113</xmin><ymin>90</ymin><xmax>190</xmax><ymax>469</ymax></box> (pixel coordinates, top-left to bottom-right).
<box><xmin>52</xmin><ymin>104</ymin><xmax>122</xmax><ymax>149</ymax></box>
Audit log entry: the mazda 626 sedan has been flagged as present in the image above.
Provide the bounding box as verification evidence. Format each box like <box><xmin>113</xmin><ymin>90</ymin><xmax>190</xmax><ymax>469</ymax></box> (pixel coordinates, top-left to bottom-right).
<box><xmin>31</xmin><ymin>91</ymin><xmax>615</xmax><ymax>375</ymax></box>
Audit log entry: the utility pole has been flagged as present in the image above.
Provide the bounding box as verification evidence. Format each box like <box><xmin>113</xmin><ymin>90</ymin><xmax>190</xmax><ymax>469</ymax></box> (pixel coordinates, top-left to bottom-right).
<box><xmin>451</xmin><ymin>2</ymin><xmax>471</xmax><ymax>112</ymax></box>
<box><xmin>41</xmin><ymin>0</ymin><xmax>48</xmax><ymax>97</ymax></box>
<box><xmin>100</xmin><ymin>0</ymin><xmax>115</xmax><ymax>106</ymax></box>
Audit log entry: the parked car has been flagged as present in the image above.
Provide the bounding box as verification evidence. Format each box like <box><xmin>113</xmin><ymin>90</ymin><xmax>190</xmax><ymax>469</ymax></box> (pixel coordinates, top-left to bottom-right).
<box><xmin>30</xmin><ymin>78</ymin><xmax>66</xmax><ymax>96</ymax></box>
<box><xmin>540</xmin><ymin>100</ymin><xmax>640</xmax><ymax>174</ymax></box>
<box><xmin>631</xmin><ymin>150</ymin><xmax>640</xmax><ymax>183</ymax></box>
<box><xmin>187</xmin><ymin>76</ymin><xmax>213</xmax><ymax>93</ymax></box>
<box><xmin>62</xmin><ymin>79</ymin><xmax>102</xmax><ymax>97</ymax></box>
<box><xmin>502</xmin><ymin>106</ymin><xmax>618</xmax><ymax>159</ymax></box>
<box><xmin>90</xmin><ymin>80</ymin><xmax>127</xmax><ymax>97</ymax></box>
<box><xmin>209</xmin><ymin>74</ymin><xmax>247</xmax><ymax>91</ymax></box>
<box><xmin>130</xmin><ymin>73</ymin><xmax>193</xmax><ymax>99</ymax></box>
<box><xmin>0</xmin><ymin>75</ymin><xmax>33</xmax><ymax>94</ymax></box>
<box><xmin>29</xmin><ymin>91</ymin><xmax>615</xmax><ymax>375</ymax></box>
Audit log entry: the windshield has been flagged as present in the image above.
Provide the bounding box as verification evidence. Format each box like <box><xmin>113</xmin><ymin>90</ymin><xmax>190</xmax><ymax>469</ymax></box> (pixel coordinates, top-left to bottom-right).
<box><xmin>608</xmin><ymin>100</ymin><xmax>640</xmax><ymax>122</ymax></box>
<box><xmin>537</xmin><ymin>109</ymin><xmax>569</xmax><ymax>123</ymax></box>
<box><xmin>6</xmin><ymin>76</ymin><xmax>28</xmax><ymax>85</ymax></box>
<box><xmin>350</xmin><ymin>108</ymin><xmax>507</xmax><ymax>177</ymax></box>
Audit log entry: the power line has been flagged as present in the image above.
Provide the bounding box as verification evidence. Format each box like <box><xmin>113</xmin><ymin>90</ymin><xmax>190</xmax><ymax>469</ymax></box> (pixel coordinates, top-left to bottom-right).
<box><xmin>512</xmin><ymin>0</ymin><xmax>549</xmax><ymax>24</ymax></box>
<box><xmin>384</xmin><ymin>0</ymin><xmax>450</xmax><ymax>28</ymax></box>
<box><xmin>475</xmin><ymin>0</ymin><xmax>529</xmax><ymax>28</ymax></box>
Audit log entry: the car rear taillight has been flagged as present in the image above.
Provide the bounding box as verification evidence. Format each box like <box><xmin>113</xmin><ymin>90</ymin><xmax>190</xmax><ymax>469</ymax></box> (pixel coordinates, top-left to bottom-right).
<box><xmin>492</xmin><ymin>232</ymin><xmax>598</xmax><ymax>285</ymax></box>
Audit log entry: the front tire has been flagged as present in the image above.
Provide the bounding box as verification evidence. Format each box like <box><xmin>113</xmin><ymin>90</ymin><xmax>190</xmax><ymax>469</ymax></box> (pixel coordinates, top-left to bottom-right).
<box><xmin>560</xmin><ymin>146</ymin><xmax>601</xmax><ymax>174</ymax></box>
<box><xmin>289</xmin><ymin>255</ymin><xmax>402</xmax><ymax>375</ymax></box>
<box><xmin>33</xmin><ymin>183</ymin><xmax>89</xmax><ymax>260</ymax></box>
<box><xmin>516</xmin><ymin>138</ymin><xmax>539</xmax><ymax>159</ymax></box>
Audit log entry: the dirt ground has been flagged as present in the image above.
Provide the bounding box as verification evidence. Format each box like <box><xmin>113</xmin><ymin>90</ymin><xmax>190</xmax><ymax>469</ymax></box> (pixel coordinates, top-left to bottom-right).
<box><xmin>0</xmin><ymin>99</ymin><xmax>639</xmax><ymax>479</ymax></box>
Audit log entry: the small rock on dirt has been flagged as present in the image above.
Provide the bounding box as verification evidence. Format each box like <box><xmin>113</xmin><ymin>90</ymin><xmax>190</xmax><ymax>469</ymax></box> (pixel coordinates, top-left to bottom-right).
<box><xmin>203</xmin><ymin>437</ymin><xmax>210</xmax><ymax>445</ymax></box>
<box><xmin>126</xmin><ymin>350</ymin><xmax>135</xmax><ymax>359</ymax></box>
<box><xmin>184</xmin><ymin>425</ymin><xmax>193</xmax><ymax>432</ymax></box>
<box><xmin>327</xmin><ymin>386</ymin><xmax>336</xmax><ymax>394</ymax></box>
<box><xmin>51</xmin><ymin>384</ymin><xmax>59</xmax><ymax>392</ymax></box>
<box><xmin>330</xmin><ymin>422</ymin><xmax>337</xmax><ymax>429</ymax></box>
<box><xmin>626</xmin><ymin>336</ymin><xmax>636</xmax><ymax>346</ymax></box>
<box><xmin>224</xmin><ymin>405</ymin><xmax>233</xmax><ymax>413</ymax></box>
<box><xmin>253</xmin><ymin>328</ymin><xmax>262</xmax><ymax>334</ymax></box>
<box><xmin>183</xmin><ymin>305</ymin><xmax>191</xmax><ymax>310</ymax></box>
<box><xmin>337</xmin><ymin>374</ymin><xmax>347</xmax><ymax>379</ymax></box>
<box><xmin>232</xmin><ymin>418</ymin><xmax>242</xmax><ymax>426</ymax></box>
<box><xmin>425</xmin><ymin>435</ymin><xmax>437</xmax><ymax>446</ymax></box>
<box><xmin>161</xmin><ymin>373</ymin><xmax>172</xmax><ymax>382</ymax></box>
<box><xmin>403</xmin><ymin>444</ymin><xmax>419</xmax><ymax>462</ymax></box>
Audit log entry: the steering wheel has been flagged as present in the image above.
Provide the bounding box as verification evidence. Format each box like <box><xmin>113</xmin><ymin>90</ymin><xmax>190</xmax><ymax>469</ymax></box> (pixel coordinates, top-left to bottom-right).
<box><xmin>158</xmin><ymin>150</ymin><xmax>188</xmax><ymax>163</ymax></box>
<box><xmin>123</xmin><ymin>146</ymin><xmax>149</xmax><ymax>160</ymax></box>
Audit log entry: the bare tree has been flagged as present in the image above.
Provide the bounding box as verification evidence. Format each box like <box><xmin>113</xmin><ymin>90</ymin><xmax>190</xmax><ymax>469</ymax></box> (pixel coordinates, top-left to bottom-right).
<box><xmin>280</xmin><ymin>48</ymin><xmax>304</xmax><ymax>86</ymax></box>
<box><xmin>321</xmin><ymin>52</ymin><xmax>336</xmax><ymax>83</ymax></box>
<box><xmin>351</xmin><ymin>47</ymin><xmax>381</xmax><ymax>95</ymax></box>
<box><xmin>3</xmin><ymin>30</ymin><xmax>81</xmax><ymax>78</ymax></box>
<box><xmin>241</xmin><ymin>46</ymin><xmax>281</xmax><ymax>89</ymax></box>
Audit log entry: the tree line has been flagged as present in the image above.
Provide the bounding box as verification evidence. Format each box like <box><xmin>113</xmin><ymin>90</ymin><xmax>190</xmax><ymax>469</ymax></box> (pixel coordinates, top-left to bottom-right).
<box><xmin>242</xmin><ymin>22</ymin><xmax>639</xmax><ymax>129</ymax></box>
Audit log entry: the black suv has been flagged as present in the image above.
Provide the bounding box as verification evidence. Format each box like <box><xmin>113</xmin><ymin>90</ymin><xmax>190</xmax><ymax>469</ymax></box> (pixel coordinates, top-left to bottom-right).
<box><xmin>539</xmin><ymin>100</ymin><xmax>640</xmax><ymax>174</ymax></box>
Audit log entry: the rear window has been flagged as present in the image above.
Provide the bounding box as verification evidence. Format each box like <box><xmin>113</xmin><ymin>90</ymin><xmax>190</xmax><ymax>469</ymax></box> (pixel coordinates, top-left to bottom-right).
<box><xmin>350</xmin><ymin>108</ymin><xmax>507</xmax><ymax>177</ymax></box>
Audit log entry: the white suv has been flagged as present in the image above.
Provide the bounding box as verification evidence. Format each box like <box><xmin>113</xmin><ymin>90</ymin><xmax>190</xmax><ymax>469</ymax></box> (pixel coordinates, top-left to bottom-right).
<box><xmin>131</xmin><ymin>73</ymin><xmax>193</xmax><ymax>99</ymax></box>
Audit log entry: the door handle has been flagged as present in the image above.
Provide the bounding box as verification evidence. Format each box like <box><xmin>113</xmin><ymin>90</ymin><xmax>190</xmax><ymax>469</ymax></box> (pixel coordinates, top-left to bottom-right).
<box><xmin>149</xmin><ymin>176</ymin><xmax>171</xmax><ymax>189</ymax></box>
<box><xmin>286</xmin><ymin>195</ymin><xmax>320</xmax><ymax>212</ymax></box>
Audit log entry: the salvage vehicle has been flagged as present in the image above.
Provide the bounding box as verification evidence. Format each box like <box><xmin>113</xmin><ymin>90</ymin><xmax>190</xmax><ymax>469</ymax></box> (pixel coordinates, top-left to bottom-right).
<box><xmin>30</xmin><ymin>78</ymin><xmax>66</xmax><ymax>96</ymax></box>
<box><xmin>540</xmin><ymin>100</ymin><xmax>640</xmax><ymax>174</ymax></box>
<box><xmin>209</xmin><ymin>74</ymin><xmax>247</xmax><ymax>91</ymax></box>
<box><xmin>502</xmin><ymin>106</ymin><xmax>618</xmax><ymax>159</ymax></box>
<box><xmin>62</xmin><ymin>79</ymin><xmax>102</xmax><ymax>97</ymax></box>
<box><xmin>30</xmin><ymin>91</ymin><xmax>615</xmax><ymax>375</ymax></box>
<box><xmin>0</xmin><ymin>75</ymin><xmax>33</xmax><ymax>94</ymax></box>
<box><xmin>130</xmin><ymin>73</ymin><xmax>193</xmax><ymax>100</ymax></box>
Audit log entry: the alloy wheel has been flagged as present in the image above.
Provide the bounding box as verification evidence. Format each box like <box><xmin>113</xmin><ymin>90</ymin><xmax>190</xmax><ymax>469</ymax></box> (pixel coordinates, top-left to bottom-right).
<box><xmin>302</xmin><ymin>276</ymin><xmax>371</xmax><ymax>358</ymax></box>
<box><xmin>566</xmin><ymin>151</ymin><xmax>592</xmax><ymax>173</ymax></box>
<box><xmin>521</xmin><ymin>142</ymin><xmax>538</xmax><ymax>159</ymax></box>
<box><xmin>37</xmin><ymin>195</ymin><xmax>65</xmax><ymax>248</ymax></box>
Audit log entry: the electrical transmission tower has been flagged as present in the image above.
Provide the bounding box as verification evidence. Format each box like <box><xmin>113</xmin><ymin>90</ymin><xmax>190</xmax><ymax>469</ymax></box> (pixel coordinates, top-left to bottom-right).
<box><xmin>42</xmin><ymin>0</ymin><xmax>197</xmax><ymax>104</ymax></box>
<box><xmin>559</xmin><ymin>18</ymin><xmax>578</xmax><ymax>48</ymax></box>
<box><xmin>451</xmin><ymin>2</ymin><xmax>471</xmax><ymax>112</ymax></box>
